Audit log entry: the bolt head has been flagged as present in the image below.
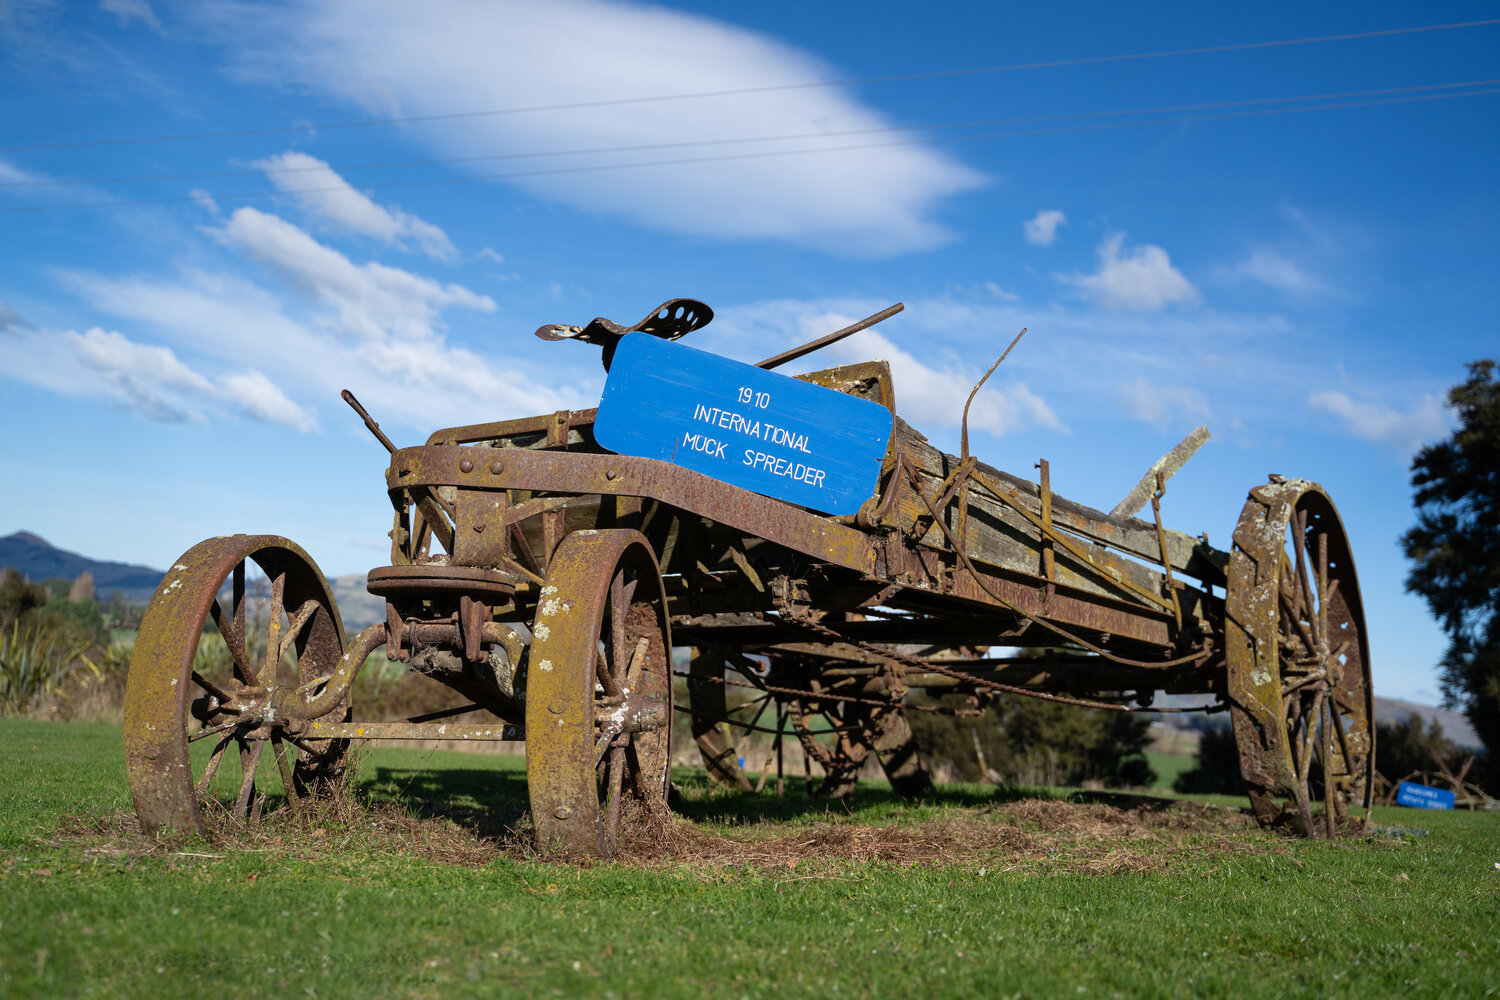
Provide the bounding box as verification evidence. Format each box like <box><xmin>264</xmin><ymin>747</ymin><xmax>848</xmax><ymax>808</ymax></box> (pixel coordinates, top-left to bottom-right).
<box><xmin>548</xmin><ymin>701</ymin><xmax>565</xmax><ymax>715</ymax></box>
<box><xmin>490</xmin><ymin>460</ymin><xmax>505</xmax><ymax>475</ymax></box>
<box><xmin>459</xmin><ymin>458</ymin><xmax>474</xmax><ymax>473</ymax></box>
<box><xmin>553</xmin><ymin>806</ymin><xmax>572</xmax><ymax>820</ymax></box>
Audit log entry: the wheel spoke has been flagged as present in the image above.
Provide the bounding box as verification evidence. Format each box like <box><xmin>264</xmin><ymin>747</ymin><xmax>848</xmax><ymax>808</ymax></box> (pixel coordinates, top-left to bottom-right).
<box><xmin>210</xmin><ymin>597</ymin><xmax>256</xmax><ymax>687</ymax></box>
<box><xmin>188</xmin><ymin>718</ymin><xmax>242</xmax><ymax>743</ymax></box>
<box><xmin>624</xmin><ymin>637</ymin><xmax>649</xmax><ymax>690</ymax></box>
<box><xmin>272</xmin><ymin>733</ymin><xmax>300</xmax><ymax>812</ymax></box>
<box><xmin>609</xmin><ymin>570</ymin><xmax>627</xmax><ymax>677</ymax></box>
<box><xmin>191</xmin><ymin>670</ymin><xmax>238</xmax><ymax>710</ymax></box>
<box><xmin>233</xmin><ymin>738</ymin><xmax>265</xmax><ymax>819</ymax></box>
<box><xmin>277</xmin><ymin>598</ymin><xmax>321</xmax><ymax>663</ymax></box>
<box><xmin>262</xmin><ymin>571</ymin><xmax>287</xmax><ymax>685</ymax></box>
<box><xmin>1317</xmin><ymin>531</ymin><xmax>1330</xmax><ymax>642</ymax></box>
<box><xmin>604</xmin><ymin>746</ymin><xmax>625</xmax><ymax>839</ymax></box>
<box><xmin>1277</xmin><ymin>588</ymin><xmax>1320</xmax><ymax>661</ymax></box>
<box><xmin>195</xmin><ymin>732</ymin><xmax>235</xmax><ymax>797</ymax></box>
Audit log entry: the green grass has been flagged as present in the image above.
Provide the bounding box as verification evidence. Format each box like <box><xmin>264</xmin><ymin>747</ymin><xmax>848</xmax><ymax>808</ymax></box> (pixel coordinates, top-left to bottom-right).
<box><xmin>1144</xmin><ymin>750</ymin><xmax>1194</xmax><ymax>791</ymax></box>
<box><xmin>2</xmin><ymin>718</ymin><xmax>1497</xmax><ymax>999</ymax></box>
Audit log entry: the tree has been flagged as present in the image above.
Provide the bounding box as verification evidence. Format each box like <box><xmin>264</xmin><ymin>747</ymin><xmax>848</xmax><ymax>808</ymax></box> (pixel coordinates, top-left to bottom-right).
<box><xmin>1172</xmin><ymin>724</ymin><xmax>1242</xmax><ymax>795</ymax></box>
<box><xmin>906</xmin><ymin>692</ymin><xmax>1156</xmax><ymax>788</ymax></box>
<box><xmin>1402</xmin><ymin>359</ymin><xmax>1500</xmax><ymax>760</ymax></box>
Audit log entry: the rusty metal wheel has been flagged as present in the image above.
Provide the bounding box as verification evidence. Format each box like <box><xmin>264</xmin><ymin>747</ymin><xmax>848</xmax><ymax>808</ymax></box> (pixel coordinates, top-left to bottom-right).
<box><xmin>124</xmin><ymin>536</ymin><xmax>349</xmax><ymax>837</ymax></box>
<box><xmin>1226</xmin><ymin>480</ymin><xmax>1374</xmax><ymax>837</ymax></box>
<box><xmin>685</xmin><ymin>650</ymin><xmax>932</xmax><ymax>800</ymax></box>
<box><xmin>526</xmin><ymin>530</ymin><xmax>673</xmax><ymax>856</ymax></box>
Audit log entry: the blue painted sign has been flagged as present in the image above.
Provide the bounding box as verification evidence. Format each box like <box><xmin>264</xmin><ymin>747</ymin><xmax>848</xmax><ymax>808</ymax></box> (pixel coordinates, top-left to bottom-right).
<box><xmin>594</xmin><ymin>334</ymin><xmax>894</xmax><ymax>515</ymax></box>
<box><xmin>1395</xmin><ymin>780</ymin><xmax>1456</xmax><ymax>810</ymax></box>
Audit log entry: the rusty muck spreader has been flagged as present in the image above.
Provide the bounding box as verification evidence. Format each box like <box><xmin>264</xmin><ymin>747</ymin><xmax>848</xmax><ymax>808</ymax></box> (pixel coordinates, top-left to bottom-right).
<box><xmin>124</xmin><ymin>298</ymin><xmax>1374</xmax><ymax>854</ymax></box>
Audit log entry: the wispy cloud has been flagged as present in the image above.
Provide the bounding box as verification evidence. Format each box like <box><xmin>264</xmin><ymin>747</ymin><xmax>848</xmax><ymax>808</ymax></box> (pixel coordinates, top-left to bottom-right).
<box><xmin>0</xmin><ymin>298</ymin><xmax>27</xmax><ymax>332</ymax></box>
<box><xmin>1058</xmin><ymin>233</ymin><xmax>1198</xmax><ymax>312</ymax></box>
<box><xmin>1117</xmin><ymin>378</ymin><xmax>1211</xmax><ymax>430</ymax></box>
<box><xmin>698</xmin><ymin>300</ymin><xmax>1065</xmax><ymax>438</ymax></box>
<box><xmin>253</xmin><ymin>152</ymin><xmax>457</xmax><ymax>260</ymax></box>
<box><xmin>1221</xmin><ymin>247</ymin><xmax>1331</xmax><ymax>297</ymax></box>
<box><xmin>1024</xmin><ymin>209</ymin><xmax>1066</xmax><ymax>247</ymax></box>
<box><xmin>212</xmin><ymin>207</ymin><xmax>488</xmax><ymax>341</ymax></box>
<box><xmin>1308</xmin><ymin>390</ymin><xmax>1451</xmax><ymax>453</ymax></box>
<box><xmin>50</xmin><ymin>197</ymin><xmax>575</xmax><ymax>429</ymax></box>
<box><xmin>208</xmin><ymin>0</ymin><xmax>984</xmax><ymax>255</ymax></box>
<box><xmin>0</xmin><ymin>324</ymin><xmax>321</xmax><ymax>429</ymax></box>
<box><xmin>99</xmin><ymin>0</ymin><xmax>164</xmax><ymax>35</ymax></box>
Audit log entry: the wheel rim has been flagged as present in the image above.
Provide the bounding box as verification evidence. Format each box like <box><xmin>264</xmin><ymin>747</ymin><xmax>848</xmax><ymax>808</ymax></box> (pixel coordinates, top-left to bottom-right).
<box><xmin>1226</xmin><ymin>481</ymin><xmax>1374</xmax><ymax>836</ymax></box>
<box><xmin>124</xmin><ymin>536</ymin><xmax>347</xmax><ymax>836</ymax></box>
<box><xmin>526</xmin><ymin>530</ymin><xmax>672</xmax><ymax>856</ymax></box>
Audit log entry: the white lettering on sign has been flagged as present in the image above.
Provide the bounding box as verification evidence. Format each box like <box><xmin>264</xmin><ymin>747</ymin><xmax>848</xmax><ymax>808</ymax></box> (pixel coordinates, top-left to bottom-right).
<box><xmin>681</xmin><ymin>431</ymin><xmax>728</xmax><ymax>460</ymax></box>
<box><xmin>594</xmin><ymin>334</ymin><xmax>893</xmax><ymax>515</ymax></box>
<box><xmin>743</xmin><ymin>450</ymin><xmax>825</xmax><ymax>487</ymax></box>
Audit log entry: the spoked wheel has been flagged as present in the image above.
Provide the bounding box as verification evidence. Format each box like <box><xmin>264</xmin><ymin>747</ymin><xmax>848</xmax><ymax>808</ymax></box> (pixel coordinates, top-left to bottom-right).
<box><xmin>686</xmin><ymin>650</ymin><xmax>932</xmax><ymax>800</ymax></box>
<box><xmin>526</xmin><ymin>530</ymin><xmax>673</xmax><ymax>857</ymax></box>
<box><xmin>124</xmin><ymin>536</ymin><xmax>349</xmax><ymax>837</ymax></box>
<box><xmin>1226</xmin><ymin>480</ymin><xmax>1374</xmax><ymax>837</ymax></box>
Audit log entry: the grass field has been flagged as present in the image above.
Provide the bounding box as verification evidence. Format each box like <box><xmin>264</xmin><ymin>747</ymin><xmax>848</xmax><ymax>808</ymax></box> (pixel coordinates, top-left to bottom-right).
<box><xmin>2</xmin><ymin>718</ymin><xmax>1497</xmax><ymax>999</ymax></box>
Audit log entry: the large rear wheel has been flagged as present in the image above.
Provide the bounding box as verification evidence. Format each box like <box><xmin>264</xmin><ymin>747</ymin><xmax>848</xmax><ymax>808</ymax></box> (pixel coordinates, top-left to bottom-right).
<box><xmin>1226</xmin><ymin>480</ymin><xmax>1374</xmax><ymax>836</ymax></box>
<box><xmin>526</xmin><ymin>530</ymin><xmax>673</xmax><ymax>856</ymax></box>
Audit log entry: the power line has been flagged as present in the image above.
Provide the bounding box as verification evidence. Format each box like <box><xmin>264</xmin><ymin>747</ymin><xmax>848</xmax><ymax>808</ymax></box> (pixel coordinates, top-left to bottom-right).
<box><xmin>5</xmin><ymin>84</ymin><xmax>1495</xmax><ymax>215</ymax></box>
<box><xmin>2</xmin><ymin>17</ymin><xmax>1496</xmax><ymax>153</ymax></box>
<box><xmin>4</xmin><ymin>78</ymin><xmax>1495</xmax><ymax>190</ymax></box>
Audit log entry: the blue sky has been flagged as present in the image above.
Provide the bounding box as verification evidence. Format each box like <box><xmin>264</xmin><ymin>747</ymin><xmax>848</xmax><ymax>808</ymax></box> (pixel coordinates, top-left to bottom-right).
<box><xmin>2</xmin><ymin>1</ymin><xmax>1496</xmax><ymax>703</ymax></box>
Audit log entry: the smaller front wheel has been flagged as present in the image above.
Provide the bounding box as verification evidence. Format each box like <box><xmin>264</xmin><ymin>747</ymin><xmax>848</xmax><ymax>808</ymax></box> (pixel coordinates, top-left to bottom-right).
<box><xmin>526</xmin><ymin>530</ymin><xmax>673</xmax><ymax>856</ymax></box>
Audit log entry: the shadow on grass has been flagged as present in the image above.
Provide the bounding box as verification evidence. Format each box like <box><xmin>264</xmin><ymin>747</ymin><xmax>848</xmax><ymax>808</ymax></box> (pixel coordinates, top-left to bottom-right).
<box><xmin>349</xmin><ymin>754</ymin><xmax>1205</xmax><ymax>843</ymax></box>
<box><xmin>358</xmin><ymin>765</ymin><xmax>532</xmax><ymax>839</ymax></box>
<box><xmin>665</xmin><ymin>770</ymin><xmax>1191</xmax><ymax>827</ymax></box>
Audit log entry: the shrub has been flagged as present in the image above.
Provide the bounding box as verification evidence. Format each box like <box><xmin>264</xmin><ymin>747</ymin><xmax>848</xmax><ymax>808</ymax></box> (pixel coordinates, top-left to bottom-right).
<box><xmin>1172</xmin><ymin>724</ymin><xmax>1243</xmax><ymax>795</ymax></box>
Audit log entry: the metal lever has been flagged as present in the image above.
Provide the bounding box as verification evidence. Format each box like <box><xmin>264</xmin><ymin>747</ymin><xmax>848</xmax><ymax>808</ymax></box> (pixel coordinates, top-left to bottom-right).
<box><xmin>754</xmin><ymin>302</ymin><xmax>904</xmax><ymax>371</ymax></box>
<box><xmin>341</xmin><ymin>389</ymin><xmax>397</xmax><ymax>455</ymax></box>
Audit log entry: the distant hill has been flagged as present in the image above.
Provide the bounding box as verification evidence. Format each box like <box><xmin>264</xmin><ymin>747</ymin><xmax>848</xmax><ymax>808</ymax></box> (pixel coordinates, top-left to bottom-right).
<box><xmin>0</xmin><ymin>531</ymin><xmax>164</xmax><ymax>602</ymax></box>
<box><xmin>1374</xmin><ymin>696</ymin><xmax>1481</xmax><ymax>752</ymax></box>
<box><xmin>1</xmin><ymin>531</ymin><xmax>390</xmax><ymax>628</ymax></box>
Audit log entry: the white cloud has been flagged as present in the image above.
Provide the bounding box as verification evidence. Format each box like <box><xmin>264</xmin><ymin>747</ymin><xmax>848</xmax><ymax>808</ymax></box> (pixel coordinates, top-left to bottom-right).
<box><xmin>0</xmin><ymin>157</ymin><xmax>46</xmax><ymax>185</ymax></box>
<box><xmin>478</xmin><ymin>248</ymin><xmax>505</xmax><ymax>264</ymax></box>
<box><xmin>99</xmin><ymin>0</ymin><xmax>163</xmax><ymax>35</ymax></box>
<box><xmin>1024</xmin><ymin>209</ymin><xmax>1066</xmax><ymax>247</ymax></box>
<box><xmin>0</xmin><ymin>323</ymin><xmax>319</xmax><ymax>429</ymax></box>
<box><xmin>1308</xmin><ymin>390</ymin><xmax>1451</xmax><ymax>453</ymax></box>
<box><xmin>209</xmin><ymin>0</ymin><xmax>984</xmax><ymax>255</ymax></box>
<box><xmin>982</xmin><ymin>281</ymin><xmax>1020</xmax><ymax>302</ymax></box>
<box><xmin>1224</xmin><ymin>248</ymin><xmax>1329</xmax><ymax>297</ymax></box>
<box><xmin>699</xmin><ymin>302</ymin><xmax>1064</xmax><ymax>438</ymax></box>
<box><xmin>220</xmin><ymin>370</ymin><xmax>318</xmax><ymax>432</ymax></box>
<box><xmin>61</xmin><ymin>207</ymin><xmax>573</xmax><ymax>429</ymax></box>
<box><xmin>67</xmin><ymin>326</ymin><xmax>214</xmax><ymax>394</ymax></box>
<box><xmin>1059</xmin><ymin>233</ymin><xmax>1198</xmax><ymax>311</ymax></box>
<box><xmin>830</xmin><ymin>328</ymin><xmax>1065</xmax><ymax>437</ymax></box>
<box><xmin>253</xmin><ymin>151</ymin><xmax>456</xmax><ymax>260</ymax></box>
<box><xmin>1117</xmin><ymin>378</ymin><xmax>1211</xmax><ymax>430</ymax></box>
<box><xmin>214</xmin><ymin>207</ymin><xmax>490</xmax><ymax>342</ymax></box>
<box><xmin>190</xmin><ymin>188</ymin><xmax>219</xmax><ymax>214</ymax></box>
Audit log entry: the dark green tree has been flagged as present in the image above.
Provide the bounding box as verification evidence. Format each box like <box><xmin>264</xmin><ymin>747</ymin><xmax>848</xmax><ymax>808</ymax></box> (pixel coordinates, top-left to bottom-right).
<box><xmin>1402</xmin><ymin>359</ymin><xmax>1500</xmax><ymax>760</ymax></box>
<box><xmin>1172</xmin><ymin>724</ymin><xmax>1242</xmax><ymax>795</ymax></box>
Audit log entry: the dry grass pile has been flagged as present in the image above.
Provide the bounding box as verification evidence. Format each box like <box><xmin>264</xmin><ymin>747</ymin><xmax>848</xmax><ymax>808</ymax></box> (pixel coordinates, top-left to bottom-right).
<box><xmin>54</xmin><ymin>787</ymin><xmax>1279</xmax><ymax>877</ymax></box>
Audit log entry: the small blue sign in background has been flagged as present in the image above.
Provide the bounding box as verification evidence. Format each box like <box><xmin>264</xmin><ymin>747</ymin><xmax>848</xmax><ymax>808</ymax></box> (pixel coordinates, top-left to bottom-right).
<box><xmin>594</xmin><ymin>334</ymin><xmax>894</xmax><ymax>515</ymax></box>
<box><xmin>1395</xmin><ymin>780</ymin><xmax>1456</xmax><ymax>810</ymax></box>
